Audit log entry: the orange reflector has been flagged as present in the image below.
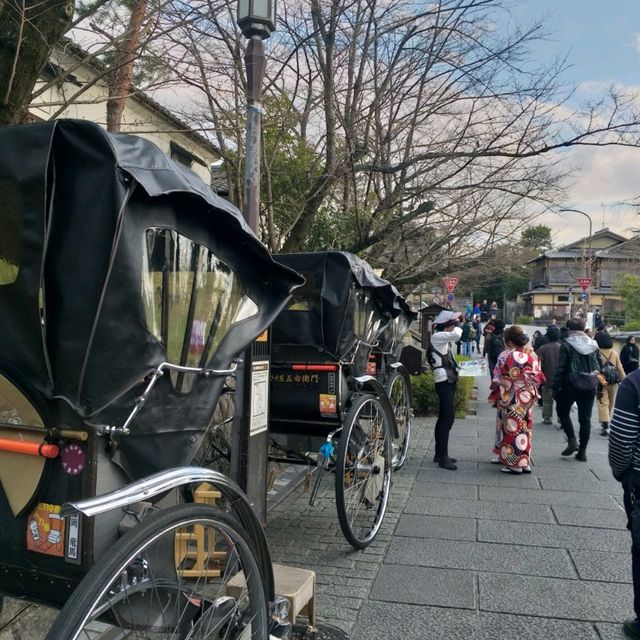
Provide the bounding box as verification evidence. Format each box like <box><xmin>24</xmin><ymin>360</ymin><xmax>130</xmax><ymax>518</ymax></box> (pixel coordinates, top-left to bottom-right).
<box><xmin>291</xmin><ymin>364</ymin><xmax>338</xmax><ymax>372</ymax></box>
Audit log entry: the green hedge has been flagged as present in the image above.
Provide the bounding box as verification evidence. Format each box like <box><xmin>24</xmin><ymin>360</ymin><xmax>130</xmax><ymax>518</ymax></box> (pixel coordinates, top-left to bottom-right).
<box><xmin>515</xmin><ymin>314</ymin><xmax>534</xmax><ymax>325</ymax></box>
<box><xmin>623</xmin><ymin>320</ymin><xmax>640</xmax><ymax>331</ymax></box>
<box><xmin>410</xmin><ymin>369</ymin><xmax>474</xmax><ymax>418</ymax></box>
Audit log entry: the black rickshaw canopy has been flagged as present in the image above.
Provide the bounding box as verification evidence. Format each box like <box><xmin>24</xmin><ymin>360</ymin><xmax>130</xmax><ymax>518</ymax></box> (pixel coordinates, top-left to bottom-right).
<box><xmin>271</xmin><ymin>251</ymin><xmax>416</xmax><ymax>362</ymax></box>
<box><xmin>0</xmin><ymin>119</ymin><xmax>302</xmax><ymax>478</ymax></box>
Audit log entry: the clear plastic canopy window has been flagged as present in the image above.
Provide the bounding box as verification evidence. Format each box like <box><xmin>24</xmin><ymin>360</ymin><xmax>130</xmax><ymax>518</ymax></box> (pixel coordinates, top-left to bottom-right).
<box><xmin>0</xmin><ymin>184</ymin><xmax>20</xmax><ymax>285</ymax></box>
<box><xmin>141</xmin><ymin>228</ymin><xmax>258</xmax><ymax>392</ymax></box>
<box><xmin>352</xmin><ymin>290</ymin><xmax>383</xmax><ymax>344</ymax></box>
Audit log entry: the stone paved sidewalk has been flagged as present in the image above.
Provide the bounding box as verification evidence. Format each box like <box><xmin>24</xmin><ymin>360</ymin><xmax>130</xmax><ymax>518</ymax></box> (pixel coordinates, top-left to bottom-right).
<box><xmin>347</xmin><ymin>375</ymin><xmax>633</xmax><ymax>640</ymax></box>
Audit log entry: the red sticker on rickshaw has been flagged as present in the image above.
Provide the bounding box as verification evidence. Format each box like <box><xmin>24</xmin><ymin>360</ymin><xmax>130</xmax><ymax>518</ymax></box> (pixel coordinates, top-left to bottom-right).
<box><xmin>26</xmin><ymin>502</ymin><xmax>65</xmax><ymax>557</ymax></box>
<box><xmin>319</xmin><ymin>394</ymin><xmax>337</xmax><ymax>416</ymax></box>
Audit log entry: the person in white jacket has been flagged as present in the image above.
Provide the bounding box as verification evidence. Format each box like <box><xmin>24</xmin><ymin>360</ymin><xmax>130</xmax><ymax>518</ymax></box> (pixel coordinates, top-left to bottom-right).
<box><xmin>429</xmin><ymin>311</ymin><xmax>463</xmax><ymax>470</ymax></box>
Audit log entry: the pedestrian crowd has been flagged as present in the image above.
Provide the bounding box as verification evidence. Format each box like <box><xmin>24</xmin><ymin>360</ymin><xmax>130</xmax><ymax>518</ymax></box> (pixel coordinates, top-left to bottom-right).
<box><xmin>427</xmin><ymin>307</ymin><xmax>640</xmax><ymax>637</ymax></box>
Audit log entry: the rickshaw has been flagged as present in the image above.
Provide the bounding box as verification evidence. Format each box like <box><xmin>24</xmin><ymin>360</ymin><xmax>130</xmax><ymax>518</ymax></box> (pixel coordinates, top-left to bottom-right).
<box><xmin>268</xmin><ymin>252</ymin><xmax>416</xmax><ymax>549</ymax></box>
<box><xmin>370</xmin><ymin>304</ymin><xmax>415</xmax><ymax>471</ymax></box>
<box><xmin>0</xmin><ymin>119</ymin><xmax>304</xmax><ymax>639</ymax></box>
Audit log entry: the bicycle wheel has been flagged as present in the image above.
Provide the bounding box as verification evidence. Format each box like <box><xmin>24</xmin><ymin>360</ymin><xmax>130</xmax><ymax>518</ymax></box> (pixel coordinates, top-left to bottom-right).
<box><xmin>387</xmin><ymin>372</ymin><xmax>412</xmax><ymax>471</ymax></box>
<box><xmin>46</xmin><ymin>504</ymin><xmax>268</xmax><ymax>640</ymax></box>
<box><xmin>194</xmin><ymin>386</ymin><xmax>235</xmax><ymax>476</ymax></box>
<box><xmin>335</xmin><ymin>393</ymin><xmax>392</xmax><ymax>549</ymax></box>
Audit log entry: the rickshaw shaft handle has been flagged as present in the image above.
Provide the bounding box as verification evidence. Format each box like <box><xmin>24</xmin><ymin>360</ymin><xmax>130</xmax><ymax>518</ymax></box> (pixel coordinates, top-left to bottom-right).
<box><xmin>0</xmin><ymin>438</ymin><xmax>59</xmax><ymax>458</ymax></box>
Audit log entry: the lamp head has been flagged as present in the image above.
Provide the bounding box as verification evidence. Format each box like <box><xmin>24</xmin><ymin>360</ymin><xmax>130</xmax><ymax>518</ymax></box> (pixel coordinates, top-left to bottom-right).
<box><xmin>237</xmin><ymin>0</ymin><xmax>276</xmax><ymax>39</ymax></box>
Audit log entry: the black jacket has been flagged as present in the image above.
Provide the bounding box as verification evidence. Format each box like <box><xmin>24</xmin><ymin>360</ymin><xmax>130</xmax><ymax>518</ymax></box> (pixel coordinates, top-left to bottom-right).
<box><xmin>621</xmin><ymin>343</ymin><xmax>640</xmax><ymax>375</ymax></box>
<box><xmin>487</xmin><ymin>331</ymin><xmax>505</xmax><ymax>370</ymax></box>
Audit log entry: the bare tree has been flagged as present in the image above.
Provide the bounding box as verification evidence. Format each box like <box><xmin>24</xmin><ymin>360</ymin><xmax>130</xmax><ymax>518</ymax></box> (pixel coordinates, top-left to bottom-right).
<box><xmin>4</xmin><ymin>0</ymin><xmax>640</xmax><ymax>296</ymax></box>
<box><xmin>0</xmin><ymin>0</ymin><xmax>75</xmax><ymax>125</ymax></box>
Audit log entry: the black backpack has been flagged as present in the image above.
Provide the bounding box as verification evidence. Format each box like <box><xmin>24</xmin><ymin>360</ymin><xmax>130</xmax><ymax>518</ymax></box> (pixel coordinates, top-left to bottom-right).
<box><xmin>567</xmin><ymin>346</ymin><xmax>600</xmax><ymax>393</ymax></box>
<box><xmin>427</xmin><ymin>342</ymin><xmax>459</xmax><ymax>383</ymax></box>
<box><xmin>601</xmin><ymin>353</ymin><xmax>622</xmax><ymax>385</ymax></box>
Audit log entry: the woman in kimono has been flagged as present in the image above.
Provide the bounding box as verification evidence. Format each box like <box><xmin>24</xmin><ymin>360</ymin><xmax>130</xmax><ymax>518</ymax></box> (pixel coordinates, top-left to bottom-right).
<box><xmin>489</xmin><ymin>325</ymin><xmax>545</xmax><ymax>474</ymax></box>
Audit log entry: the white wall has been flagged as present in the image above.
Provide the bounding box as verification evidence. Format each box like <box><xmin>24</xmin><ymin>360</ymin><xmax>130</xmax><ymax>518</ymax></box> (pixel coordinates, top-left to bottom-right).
<box><xmin>30</xmin><ymin>51</ymin><xmax>216</xmax><ymax>184</ymax></box>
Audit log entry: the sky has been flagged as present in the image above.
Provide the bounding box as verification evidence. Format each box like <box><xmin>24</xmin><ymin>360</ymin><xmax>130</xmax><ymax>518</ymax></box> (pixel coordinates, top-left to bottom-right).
<box><xmin>501</xmin><ymin>0</ymin><xmax>640</xmax><ymax>245</ymax></box>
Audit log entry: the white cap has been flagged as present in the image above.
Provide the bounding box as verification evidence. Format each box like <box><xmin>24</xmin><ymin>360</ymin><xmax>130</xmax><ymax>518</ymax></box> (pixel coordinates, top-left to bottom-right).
<box><xmin>433</xmin><ymin>310</ymin><xmax>462</xmax><ymax>325</ymax></box>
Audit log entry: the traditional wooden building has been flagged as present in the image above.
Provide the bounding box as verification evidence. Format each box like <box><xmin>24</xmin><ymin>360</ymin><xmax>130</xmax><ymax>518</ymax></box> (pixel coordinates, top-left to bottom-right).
<box><xmin>520</xmin><ymin>228</ymin><xmax>639</xmax><ymax>324</ymax></box>
<box><xmin>29</xmin><ymin>40</ymin><xmax>220</xmax><ymax>186</ymax></box>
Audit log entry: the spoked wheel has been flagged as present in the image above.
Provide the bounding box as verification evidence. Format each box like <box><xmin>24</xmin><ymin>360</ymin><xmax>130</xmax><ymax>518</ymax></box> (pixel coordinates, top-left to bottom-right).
<box><xmin>387</xmin><ymin>372</ymin><xmax>412</xmax><ymax>471</ymax></box>
<box><xmin>45</xmin><ymin>504</ymin><xmax>268</xmax><ymax>640</ymax></box>
<box><xmin>194</xmin><ymin>386</ymin><xmax>235</xmax><ymax>476</ymax></box>
<box><xmin>335</xmin><ymin>394</ymin><xmax>392</xmax><ymax>549</ymax></box>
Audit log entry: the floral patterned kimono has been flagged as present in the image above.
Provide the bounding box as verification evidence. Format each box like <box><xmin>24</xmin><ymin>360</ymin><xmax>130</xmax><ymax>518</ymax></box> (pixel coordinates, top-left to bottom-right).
<box><xmin>489</xmin><ymin>348</ymin><xmax>545</xmax><ymax>469</ymax></box>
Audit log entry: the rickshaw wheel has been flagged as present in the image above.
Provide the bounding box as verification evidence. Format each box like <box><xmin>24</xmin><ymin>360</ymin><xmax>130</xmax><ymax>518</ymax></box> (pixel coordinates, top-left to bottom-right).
<box><xmin>387</xmin><ymin>372</ymin><xmax>412</xmax><ymax>471</ymax></box>
<box><xmin>193</xmin><ymin>384</ymin><xmax>236</xmax><ymax>475</ymax></box>
<box><xmin>335</xmin><ymin>394</ymin><xmax>392</xmax><ymax>549</ymax></box>
<box><xmin>45</xmin><ymin>504</ymin><xmax>268</xmax><ymax>640</ymax></box>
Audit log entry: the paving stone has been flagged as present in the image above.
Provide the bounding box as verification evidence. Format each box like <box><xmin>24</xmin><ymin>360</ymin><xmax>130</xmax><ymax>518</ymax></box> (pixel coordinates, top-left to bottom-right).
<box><xmin>351</xmin><ymin>602</ymin><xmax>599</xmax><ymax>640</ymax></box>
<box><xmin>448</xmin><ymin>437</ymin><xmax>483</xmax><ymax>446</ymax></box>
<box><xmin>405</xmin><ymin>496</ymin><xmax>555</xmax><ymax>523</ymax></box>
<box><xmin>595</xmin><ymin>621</ymin><xmax>631</xmax><ymax>639</ymax></box>
<box><xmin>417</xmin><ymin>468</ymin><xmax>542</xmax><ymax>489</ymax></box>
<box><xmin>385</xmin><ymin>536</ymin><xmax>576</xmax><ymax>578</ymax></box>
<box><xmin>394</xmin><ymin>514</ymin><xmax>477</xmax><ymax>541</ymax></box>
<box><xmin>0</xmin><ymin>600</ymin><xmax>30</xmax><ymax>630</ymax></box>
<box><xmin>411</xmin><ymin>482</ymin><xmax>478</xmax><ymax>499</ymax></box>
<box><xmin>478</xmin><ymin>519</ymin><xmax>631</xmax><ymax>552</ymax></box>
<box><xmin>421</xmin><ymin>459</ymin><xmax>479</xmax><ymax>472</ymax></box>
<box><xmin>522</xmin><ymin>466</ymin><xmax>604</xmax><ymax>481</ymax></box>
<box><xmin>478</xmin><ymin>572</ymin><xmax>632</xmax><ymax>621</ymax></box>
<box><xmin>479</xmin><ymin>485</ymin><xmax>621</xmax><ymax>509</ymax></box>
<box><xmin>569</xmin><ymin>549</ymin><xmax>632</xmax><ymax>583</ymax></box>
<box><xmin>538</xmin><ymin>476</ymin><xmax>623</xmax><ymax>494</ymax></box>
<box><xmin>368</xmin><ymin>564</ymin><xmax>476</xmax><ymax>609</ymax></box>
<box><xmin>591</xmin><ymin>466</ymin><xmax>622</xmax><ymax>481</ymax></box>
<box><xmin>0</xmin><ymin>603</ymin><xmax>57</xmax><ymax>640</ymax></box>
<box><xmin>552</xmin><ymin>504</ymin><xmax>627</xmax><ymax>529</ymax></box>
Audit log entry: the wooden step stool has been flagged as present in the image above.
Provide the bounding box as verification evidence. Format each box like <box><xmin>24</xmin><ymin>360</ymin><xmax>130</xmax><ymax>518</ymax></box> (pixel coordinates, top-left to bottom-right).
<box><xmin>227</xmin><ymin>563</ymin><xmax>316</xmax><ymax>626</ymax></box>
<box><xmin>174</xmin><ymin>483</ymin><xmax>226</xmax><ymax>578</ymax></box>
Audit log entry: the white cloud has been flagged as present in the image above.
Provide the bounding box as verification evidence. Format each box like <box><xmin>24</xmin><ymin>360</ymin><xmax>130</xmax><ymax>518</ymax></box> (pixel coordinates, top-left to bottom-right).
<box><xmin>544</xmin><ymin>144</ymin><xmax>640</xmax><ymax>245</ymax></box>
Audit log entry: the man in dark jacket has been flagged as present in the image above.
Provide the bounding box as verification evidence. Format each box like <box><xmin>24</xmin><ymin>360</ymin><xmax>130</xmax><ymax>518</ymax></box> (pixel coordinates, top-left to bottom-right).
<box><xmin>553</xmin><ymin>318</ymin><xmax>601</xmax><ymax>461</ymax></box>
<box><xmin>486</xmin><ymin>319</ymin><xmax>505</xmax><ymax>376</ymax></box>
<box><xmin>622</xmin><ymin>336</ymin><xmax>640</xmax><ymax>375</ymax></box>
<box><xmin>537</xmin><ymin>325</ymin><xmax>562</xmax><ymax>425</ymax></box>
<box><xmin>609</xmin><ymin>370</ymin><xmax>640</xmax><ymax>639</ymax></box>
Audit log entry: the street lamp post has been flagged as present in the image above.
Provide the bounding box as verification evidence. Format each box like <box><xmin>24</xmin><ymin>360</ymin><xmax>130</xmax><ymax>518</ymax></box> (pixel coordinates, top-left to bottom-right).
<box><xmin>559</xmin><ymin>207</ymin><xmax>594</xmax><ymax>316</ymax></box>
<box><xmin>237</xmin><ymin>0</ymin><xmax>276</xmax><ymax>230</ymax></box>
<box><xmin>231</xmin><ymin>0</ymin><xmax>276</xmax><ymax>524</ymax></box>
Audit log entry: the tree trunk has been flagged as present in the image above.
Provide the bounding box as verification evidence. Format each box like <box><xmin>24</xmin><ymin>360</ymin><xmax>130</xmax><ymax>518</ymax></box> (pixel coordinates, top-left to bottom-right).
<box><xmin>106</xmin><ymin>0</ymin><xmax>148</xmax><ymax>132</ymax></box>
<box><xmin>0</xmin><ymin>0</ymin><xmax>74</xmax><ymax>126</ymax></box>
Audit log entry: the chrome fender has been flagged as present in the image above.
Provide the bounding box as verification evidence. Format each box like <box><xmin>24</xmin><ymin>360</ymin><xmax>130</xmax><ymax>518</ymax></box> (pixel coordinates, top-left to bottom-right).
<box><xmin>61</xmin><ymin>466</ymin><xmax>275</xmax><ymax>600</ymax></box>
<box><xmin>350</xmin><ymin>375</ymin><xmax>399</xmax><ymax>440</ymax></box>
